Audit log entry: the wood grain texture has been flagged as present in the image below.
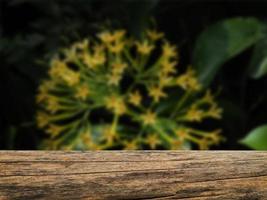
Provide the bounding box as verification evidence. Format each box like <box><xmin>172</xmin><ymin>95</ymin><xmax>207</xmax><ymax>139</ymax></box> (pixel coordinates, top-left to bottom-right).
<box><xmin>0</xmin><ymin>151</ymin><xmax>267</xmax><ymax>200</ymax></box>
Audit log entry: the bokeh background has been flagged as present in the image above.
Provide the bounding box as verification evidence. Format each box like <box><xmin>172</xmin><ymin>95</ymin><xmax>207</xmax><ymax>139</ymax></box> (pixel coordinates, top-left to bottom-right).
<box><xmin>1</xmin><ymin>0</ymin><xmax>267</xmax><ymax>150</ymax></box>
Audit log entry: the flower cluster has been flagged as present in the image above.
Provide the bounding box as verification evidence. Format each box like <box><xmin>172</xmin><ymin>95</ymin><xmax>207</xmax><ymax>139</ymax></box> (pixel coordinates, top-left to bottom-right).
<box><xmin>36</xmin><ymin>29</ymin><xmax>223</xmax><ymax>150</ymax></box>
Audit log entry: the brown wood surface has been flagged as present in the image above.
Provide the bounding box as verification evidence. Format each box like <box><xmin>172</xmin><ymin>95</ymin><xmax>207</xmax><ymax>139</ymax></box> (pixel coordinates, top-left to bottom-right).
<box><xmin>0</xmin><ymin>151</ymin><xmax>267</xmax><ymax>200</ymax></box>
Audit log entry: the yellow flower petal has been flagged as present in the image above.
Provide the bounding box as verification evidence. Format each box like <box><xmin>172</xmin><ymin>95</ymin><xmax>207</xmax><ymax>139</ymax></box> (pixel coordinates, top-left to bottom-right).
<box><xmin>128</xmin><ymin>90</ymin><xmax>142</xmax><ymax>106</ymax></box>
<box><xmin>146</xmin><ymin>134</ymin><xmax>160</xmax><ymax>149</ymax></box>
<box><xmin>162</xmin><ymin>42</ymin><xmax>177</xmax><ymax>58</ymax></box>
<box><xmin>147</xmin><ymin>29</ymin><xmax>164</xmax><ymax>41</ymax></box>
<box><xmin>75</xmin><ymin>84</ymin><xmax>90</xmax><ymax>100</ymax></box>
<box><xmin>123</xmin><ymin>139</ymin><xmax>138</xmax><ymax>150</ymax></box>
<box><xmin>105</xmin><ymin>95</ymin><xmax>127</xmax><ymax>115</ymax></box>
<box><xmin>36</xmin><ymin>112</ymin><xmax>50</xmax><ymax>128</ymax></box>
<box><xmin>136</xmin><ymin>40</ymin><xmax>154</xmax><ymax>55</ymax></box>
<box><xmin>141</xmin><ymin>110</ymin><xmax>157</xmax><ymax>125</ymax></box>
<box><xmin>148</xmin><ymin>86</ymin><xmax>167</xmax><ymax>102</ymax></box>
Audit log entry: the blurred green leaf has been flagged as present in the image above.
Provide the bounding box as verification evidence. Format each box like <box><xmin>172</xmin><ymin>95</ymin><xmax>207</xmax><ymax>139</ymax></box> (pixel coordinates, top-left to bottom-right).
<box><xmin>240</xmin><ymin>124</ymin><xmax>267</xmax><ymax>150</ymax></box>
<box><xmin>193</xmin><ymin>17</ymin><xmax>264</xmax><ymax>87</ymax></box>
<box><xmin>249</xmin><ymin>37</ymin><xmax>267</xmax><ymax>79</ymax></box>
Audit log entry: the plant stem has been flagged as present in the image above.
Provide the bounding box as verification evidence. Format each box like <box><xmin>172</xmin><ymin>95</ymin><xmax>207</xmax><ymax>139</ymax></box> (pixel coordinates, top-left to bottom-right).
<box><xmin>171</xmin><ymin>90</ymin><xmax>191</xmax><ymax>118</ymax></box>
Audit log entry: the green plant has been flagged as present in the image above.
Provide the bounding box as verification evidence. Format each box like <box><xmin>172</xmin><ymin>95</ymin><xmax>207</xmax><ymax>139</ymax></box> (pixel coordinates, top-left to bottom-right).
<box><xmin>1</xmin><ymin>0</ymin><xmax>161</xmax><ymax>149</ymax></box>
<box><xmin>36</xmin><ymin>28</ymin><xmax>223</xmax><ymax>150</ymax></box>
<box><xmin>240</xmin><ymin>124</ymin><xmax>267</xmax><ymax>150</ymax></box>
<box><xmin>193</xmin><ymin>17</ymin><xmax>265</xmax><ymax>87</ymax></box>
<box><xmin>193</xmin><ymin>17</ymin><xmax>267</xmax><ymax>149</ymax></box>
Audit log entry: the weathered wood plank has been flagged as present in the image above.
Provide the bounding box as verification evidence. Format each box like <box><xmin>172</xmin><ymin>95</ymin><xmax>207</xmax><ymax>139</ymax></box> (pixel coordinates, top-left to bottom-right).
<box><xmin>0</xmin><ymin>151</ymin><xmax>266</xmax><ymax>200</ymax></box>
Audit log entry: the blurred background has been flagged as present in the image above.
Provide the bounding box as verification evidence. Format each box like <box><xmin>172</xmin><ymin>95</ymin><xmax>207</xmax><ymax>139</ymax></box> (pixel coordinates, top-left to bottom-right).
<box><xmin>1</xmin><ymin>0</ymin><xmax>267</xmax><ymax>150</ymax></box>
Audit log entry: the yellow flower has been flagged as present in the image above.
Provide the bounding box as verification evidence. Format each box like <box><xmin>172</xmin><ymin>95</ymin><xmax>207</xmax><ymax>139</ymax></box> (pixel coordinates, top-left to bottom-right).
<box><xmin>198</xmin><ymin>138</ymin><xmax>209</xmax><ymax>150</ymax></box>
<box><xmin>187</xmin><ymin>77</ymin><xmax>201</xmax><ymax>91</ymax></box>
<box><xmin>146</xmin><ymin>134</ymin><xmax>160</xmax><ymax>149</ymax></box>
<box><xmin>148</xmin><ymin>86</ymin><xmax>167</xmax><ymax>102</ymax></box>
<box><xmin>175</xmin><ymin>129</ymin><xmax>189</xmax><ymax>141</ymax></box>
<box><xmin>36</xmin><ymin>28</ymin><xmax>223</xmax><ymax>151</ymax></box>
<box><xmin>170</xmin><ymin>140</ymin><xmax>183</xmax><ymax>150</ymax></box>
<box><xmin>207</xmin><ymin>129</ymin><xmax>222</xmax><ymax>145</ymax></box>
<box><xmin>128</xmin><ymin>90</ymin><xmax>142</xmax><ymax>106</ymax></box>
<box><xmin>105</xmin><ymin>95</ymin><xmax>127</xmax><ymax>115</ymax></box>
<box><xmin>36</xmin><ymin>81</ymin><xmax>54</xmax><ymax>103</ymax></box>
<box><xmin>75</xmin><ymin>84</ymin><xmax>90</xmax><ymax>100</ymax></box>
<box><xmin>62</xmin><ymin>70</ymin><xmax>80</xmax><ymax>86</ymax></box>
<box><xmin>106</xmin><ymin>95</ymin><xmax>118</xmax><ymax>109</ymax></box>
<box><xmin>112</xmin><ymin>60</ymin><xmax>127</xmax><ymax>74</ymax></box>
<box><xmin>49</xmin><ymin>59</ymin><xmax>68</xmax><ymax>78</ymax></box>
<box><xmin>38</xmin><ymin>80</ymin><xmax>55</xmax><ymax>93</ymax></box>
<box><xmin>186</xmin><ymin>106</ymin><xmax>204</xmax><ymax>122</ymax></box>
<box><xmin>90</xmin><ymin>143</ymin><xmax>103</xmax><ymax>150</ymax></box>
<box><xmin>46</xmin><ymin>96</ymin><xmax>59</xmax><ymax>114</ymax></box>
<box><xmin>176</xmin><ymin>68</ymin><xmax>201</xmax><ymax>91</ymax></box>
<box><xmin>202</xmin><ymin>90</ymin><xmax>214</xmax><ymax>104</ymax></box>
<box><xmin>123</xmin><ymin>139</ymin><xmax>138</xmax><ymax>150</ymax></box>
<box><xmin>94</xmin><ymin>52</ymin><xmax>106</xmax><ymax>66</ymax></box>
<box><xmin>113</xmin><ymin>30</ymin><xmax>126</xmax><ymax>41</ymax></box>
<box><xmin>162</xmin><ymin>42</ymin><xmax>177</xmax><ymax>58</ymax></box>
<box><xmin>51</xmin><ymin>61</ymin><xmax>80</xmax><ymax>86</ymax></box>
<box><xmin>147</xmin><ymin>29</ymin><xmax>164</xmax><ymax>41</ymax></box>
<box><xmin>46</xmin><ymin>124</ymin><xmax>63</xmax><ymax>138</ymax></box>
<box><xmin>81</xmin><ymin>130</ymin><xmax>93</xmax><ymax>147</ymax></box>
<box><xmin>141</xmin><ymin>110</ymin><xmax>157</xmax><ymax>125</ymax></box>
<box><xmin>73</xmin><ymin>39</ymin><xmax>89</xmax><ymax>50</ymax></box>
<box><xmin>206</xmin><ymin>104</ymin><xmax>222</xmax><ymax>119</ymax></box>
<box><xmin>82</xmin><ymin>54</ymin><xmax>94</xmax><ymax>68</ymax></box>
<box><xmin>36</xmin><ymin>92</ymin><xmax>48</xmax><ymax>103</ymax></box>
<box><xmin>82</xmin><ymin>50</ymin><xmax>106</xmax><ymax>69</ymax></box>
<box><xmin>136</xmin><ymin>40</ymin><xmax>154</xmax><ymax>55</ymax></box>
<box><xmin>36</xmin><ymin>112</ymin><xmax>50</xmax><ymax>128</ymax></box>
<box><xmin>116</xmin><ymin>102</ymin><xmax>127</xmax><ymax>116</ymax></box>
<box><xmin>98</xmin><ymin>31</ymin><xmax>115</xmax><ymax>43</ymax></box>
<box><xmin>107</xmin><ymin>73</ymin><xmax>122</xmax><ymax>86</ymax></box>
<box><xmin>102</xmin><ymin>126</ymin><xmax>118</xmax><ymax>145</ymax></box>
<box><xmin>64</xmin><ymin>47</ymin><xmax>77</xmax><ymax>61</ymax></box>
<box><xmin>98</xmin><ymin>30</ymin><xmax>125</xmax><ymax>44</ymax></box>
<box><xmin>108</xmin><ymin>41</ymin><xmax>125</xmax><ymax>54</ymax></box>
<box><xmin>161</xmin><ymin>59</ymin><xmax>177</xmax><ymax>75</ymax></box>
<box><xmin>159</xmin><ymin>75</ymin><xmax>174</xmax><ymax>87</ymax></box>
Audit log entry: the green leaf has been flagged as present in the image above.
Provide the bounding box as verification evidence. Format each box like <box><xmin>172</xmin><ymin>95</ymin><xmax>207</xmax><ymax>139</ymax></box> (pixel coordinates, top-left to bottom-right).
<box><xmin>248</xmin><ymin>37</ymin><xmax>267</xmax><ymax>79</ymax></box>
<box><xmin>193</xmin><ymin>17</ymin><xmax>264</xmax><ymax>87</ymax></box>
<box><xmin>240</xmin><ymin>124</ymin><xmax>267</xmax><ymax>150</ymax></box>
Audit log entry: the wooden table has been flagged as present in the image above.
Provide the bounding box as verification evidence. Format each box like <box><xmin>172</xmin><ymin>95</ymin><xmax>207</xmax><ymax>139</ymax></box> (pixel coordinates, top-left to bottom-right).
<box><xmin>0</xmin><ymin>151</ymin><xmax>267</xmax><ymax>199</ymax></box>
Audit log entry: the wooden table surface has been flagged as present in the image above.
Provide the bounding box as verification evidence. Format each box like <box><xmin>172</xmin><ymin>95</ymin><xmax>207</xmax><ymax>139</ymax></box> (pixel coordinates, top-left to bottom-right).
<box><xmin>0</xmin><ymin>151</ymin><xmax>267</xmax><ymax>200</ymax></box>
